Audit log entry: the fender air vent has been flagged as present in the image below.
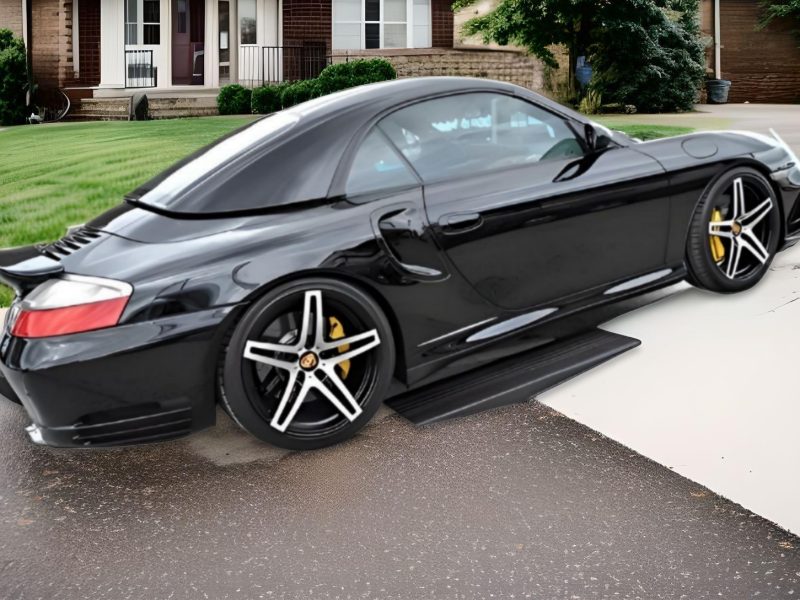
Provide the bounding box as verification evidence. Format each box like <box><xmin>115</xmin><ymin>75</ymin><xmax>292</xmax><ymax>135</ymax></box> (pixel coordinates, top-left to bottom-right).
<box><xmin>38</xmin><ymin>227</ymin><xmax>105</xmax><ymax>260</ymax></box>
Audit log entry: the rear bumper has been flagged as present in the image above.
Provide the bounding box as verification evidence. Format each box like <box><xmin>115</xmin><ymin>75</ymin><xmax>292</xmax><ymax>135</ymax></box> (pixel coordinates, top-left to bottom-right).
<box><xmin>0</xmin><ymin>305</ymin><xmax>238</xmax><ymax>447</ymax></box>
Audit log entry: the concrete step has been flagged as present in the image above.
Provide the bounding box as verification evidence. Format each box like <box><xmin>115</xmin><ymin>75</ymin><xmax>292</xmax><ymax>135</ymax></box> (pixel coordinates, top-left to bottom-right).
<box><xmin>67</xmin><ymin>97</ymin><xmax>131</xmax><ymax>121</ymax></box>
<box><xmin>147</xmin><ymin>96</ymin><xmax>219</xmax><ymax>119</ymax></box>
<box><xmin>65</xmin><ymin>94</ymin><xmax>222</xmax><ymax>121</ymax></box>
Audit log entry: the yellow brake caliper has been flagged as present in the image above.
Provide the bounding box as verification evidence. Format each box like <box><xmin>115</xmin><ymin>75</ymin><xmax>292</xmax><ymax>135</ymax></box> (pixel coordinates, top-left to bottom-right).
<box><xmin>328</xmin><ymin>316</ymin><xmax>351</xmax><ymax>379</ymax></box>
<box><xmin>710</xmin><ymin>208</ymin><xmax>726</xmax><ymax>263</ymax></box>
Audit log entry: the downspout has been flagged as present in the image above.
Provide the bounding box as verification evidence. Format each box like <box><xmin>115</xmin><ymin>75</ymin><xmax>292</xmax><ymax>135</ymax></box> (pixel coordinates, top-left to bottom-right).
<box><xmin>714</xmin><ymin>0</ymin><xmax>721</xmax><ymax>79</ymax></box>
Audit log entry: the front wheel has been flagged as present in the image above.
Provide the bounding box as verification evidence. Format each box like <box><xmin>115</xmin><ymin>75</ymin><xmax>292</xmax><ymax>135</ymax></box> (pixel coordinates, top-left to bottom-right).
<box><xmin>219</xmin><ymin>279</ymin><xmax>395</xmax><ymax>450</ymax></box>
<box><xmin>686</xmin><ymin>167</ymin><xmax>781</xmax><ymax>293</ymax></box>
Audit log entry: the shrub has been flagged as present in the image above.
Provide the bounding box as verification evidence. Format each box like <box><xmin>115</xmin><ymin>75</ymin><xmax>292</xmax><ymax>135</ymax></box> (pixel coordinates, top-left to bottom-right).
<box><xmin>315</xmin><ymin>58</ymin><xmax>397</xmax><ymax>95</ymax></box>
<box><xmin>279</xmin><ymin>79</ymin><xmax>320</xmax><ymax>108</ymax></box>
<box><xmin>251</xmin><ymin>83</ymin><xmax>289</xmax><ymax>114</ymax></box>
<box><xmin>578</xmin><ymin>90</ymin><xmax>603</xmax><ymax>115</ymax></box>
<box><xmin>0</xmin><ymin>29</ymin><xmax>28</xmax><ymax>126</ymax></box>
<box><xmin>216</xmin><ymin>84</ymin><xmax>252</xmax><ymax>115</ymax></box>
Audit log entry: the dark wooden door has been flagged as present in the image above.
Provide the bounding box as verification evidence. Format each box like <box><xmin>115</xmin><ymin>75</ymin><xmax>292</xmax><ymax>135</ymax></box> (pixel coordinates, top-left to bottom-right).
<box><xmin>172</xmin><ymin>0</ymin><xmax>191</xmax><ymax>84</ymax></box>
<box><xmin>172</xmin><ymin>0</ymin><xmax>205</xmax><ymax>85</ymax></box>
<box><xmin>78</xmin><ymin>0</ymin><xmax>101</xmax><ymax>85</ymax></box>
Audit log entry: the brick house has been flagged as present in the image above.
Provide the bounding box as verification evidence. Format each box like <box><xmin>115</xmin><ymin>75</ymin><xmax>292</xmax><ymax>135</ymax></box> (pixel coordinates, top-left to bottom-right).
<box><xmin>701</xmin><ymin>0</ymin><xmax>800</xmax><ymax>103</ymax></box>
<box><xmin>0</xmin><ymin>0</ymin><xmax>460</xmax><ymax>96</ymax></box>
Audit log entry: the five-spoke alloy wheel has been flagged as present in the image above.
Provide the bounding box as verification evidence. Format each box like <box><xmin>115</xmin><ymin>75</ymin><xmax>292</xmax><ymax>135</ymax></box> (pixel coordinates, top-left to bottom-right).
<box><xmin>219</xmin><ymin>279</ymin><xmax>395</xmax><ymax>450</ymax></box>
<box><xmin>687</xmin><ymin>167</ymin><xmax>781</xmax><ymax>293</ymax></box>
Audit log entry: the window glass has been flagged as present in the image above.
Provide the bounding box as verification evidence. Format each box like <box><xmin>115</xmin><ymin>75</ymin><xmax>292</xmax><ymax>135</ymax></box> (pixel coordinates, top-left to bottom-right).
<box><xmin>365</xmin><ymin>23</ymin><xmax>379</xmax><ymax>49</ymax></box>
<box><xmin>364</xmin><ymin>0</ymin><xmax>380</xmax><ymax>21</ymax></box>
<box><xmin>379</xmin><ymin>93</ymin><xmax>583</xmax><ymax>182</ymax></box>
<box><xmin>384</xmin><ymin>0</ymin><xmax>406</xmax><ymax>21</ymax></box>
<box><xmin>177</xmin><ymin>0</ymin><xmax>187</xmax><ymax>33</ymax></box>
<box><xmin>333</xmin><ymin>22</ymin><xmax>361</xmax><ymax>49</ymax></box>
<box><xmin>143</xmin><ymin>0</ymin><xmax>160</xmax><ymax>44</ymax></box>
<box><xmin>346</xmin><ymin>130</ymin><xmax>418</xmax><ymax>196</ymax></box>
<box><xmin>125</xmin><ymin>0</ymin><xmax>138</xmax><ymax>44</ymax></box>
<box><xmin>412</xmin><ymin>0</ymin><xmax>430</xmax><ymax>47</ymax></box>
<box><xmin>384</xmin><ymin>24</ymin><xmax>406</xmax><ymax>48</ymax></box>
<box><xmin>333</xmin><ymin>0</ymin><xmax>417</xmax><ymax>49</ymax></box>
<box><xmin>240</xmin><ymin>0</ymin><xmax>257</xmax><ymax>44</ymax></box>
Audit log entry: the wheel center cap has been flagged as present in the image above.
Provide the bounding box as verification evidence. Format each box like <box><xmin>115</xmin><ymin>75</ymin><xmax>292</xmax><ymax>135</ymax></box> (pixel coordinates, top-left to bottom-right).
<box><xmin>732</xmin><ymin>221</ymin><xmax>743</xmax><ymax>236</ymax></box>
<box><xmin>299</xmin><ymin>351</ymin><xmax>319</xmax><ymax>370</ymax></box>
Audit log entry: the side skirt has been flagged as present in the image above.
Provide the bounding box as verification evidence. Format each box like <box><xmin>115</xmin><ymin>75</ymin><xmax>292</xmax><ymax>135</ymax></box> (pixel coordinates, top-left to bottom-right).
<box><xmin>387</xmin><ymin>329</ymin><xmax>640</xmax><ymax>426</ymax></box>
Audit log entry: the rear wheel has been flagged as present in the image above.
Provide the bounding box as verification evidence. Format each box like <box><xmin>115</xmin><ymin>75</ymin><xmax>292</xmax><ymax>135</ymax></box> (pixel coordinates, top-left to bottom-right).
<box><xmin>219</xmin><ymin>279</ymin><xmax>395</xmax><ymax>450</ymax></box>
<box><xmin>686</xmin><ymin>168</ymin><xmax>780</xmax><ymax>293</ymax></box>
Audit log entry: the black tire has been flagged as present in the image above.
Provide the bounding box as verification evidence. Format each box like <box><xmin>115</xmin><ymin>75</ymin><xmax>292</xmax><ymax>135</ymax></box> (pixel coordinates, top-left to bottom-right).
<box><xmin>686</xmin><ymin>167</ymin><xmax>781</xmax><ymax>293</ymax></box>
<box><xmin>219</xmin><ymin>278</ymin><xmax>395</xmax><ymax>450</ymax></box>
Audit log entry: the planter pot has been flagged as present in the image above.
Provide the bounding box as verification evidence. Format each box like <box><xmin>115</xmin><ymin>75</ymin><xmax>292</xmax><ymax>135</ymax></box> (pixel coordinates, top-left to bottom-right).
<box><xmin>706</xmin><ymin>79</ymin><xmax>731</xmax><ymax>104</ymax></box>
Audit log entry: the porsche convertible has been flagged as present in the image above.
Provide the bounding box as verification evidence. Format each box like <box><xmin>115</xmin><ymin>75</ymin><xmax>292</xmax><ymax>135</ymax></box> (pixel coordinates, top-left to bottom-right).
<box><xmin>1</xmin><ymin>77</ymin><xmax>799</xmax><ymax>450</ymax></box>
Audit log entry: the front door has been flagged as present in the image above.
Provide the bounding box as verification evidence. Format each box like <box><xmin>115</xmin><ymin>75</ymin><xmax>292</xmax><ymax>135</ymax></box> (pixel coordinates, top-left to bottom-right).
<box><xmin>378</xmin><ymin>92</ymin><xmax>672</xmax><ymax>311</ymax></box>
<box><xmin>172</xmin><ymin>0</ymin><xmax>205</xmax><ymax>85</ymax></box>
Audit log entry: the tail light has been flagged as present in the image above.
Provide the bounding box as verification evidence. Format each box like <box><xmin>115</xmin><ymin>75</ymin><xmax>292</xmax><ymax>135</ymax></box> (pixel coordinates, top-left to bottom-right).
<box><xmin>10</xmin><ymin>275</ymin><xmax>132</xmax><ymax>339</ymax></box>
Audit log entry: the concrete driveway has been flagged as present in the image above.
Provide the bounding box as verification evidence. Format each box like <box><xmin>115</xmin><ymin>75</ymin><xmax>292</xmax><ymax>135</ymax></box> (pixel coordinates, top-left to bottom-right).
<box><xmin>541</xmin><ymin>103</ymin><xmax>800</xmax><ymax>535</ymax></box>
<box><xmin>603</xmin><ymin>103</ymin><xmax>800</xmax><ymax>150</ymax></box>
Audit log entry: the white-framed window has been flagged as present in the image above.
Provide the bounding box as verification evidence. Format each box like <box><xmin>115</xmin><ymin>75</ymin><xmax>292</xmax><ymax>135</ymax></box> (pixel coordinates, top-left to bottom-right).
<box><xmin>239</xmin><ymin>0</ymin><xmax>257</xmax><ymax>45</ymax></box>
<box><xmin>125</xmin><ymin>0</ymin><xmax>161</xmax><ymax>45</ymax></box>
<box><xmin>333</xmin><ymin>0</ymin><xmax>430</xmax><ymax>49</ymax></box>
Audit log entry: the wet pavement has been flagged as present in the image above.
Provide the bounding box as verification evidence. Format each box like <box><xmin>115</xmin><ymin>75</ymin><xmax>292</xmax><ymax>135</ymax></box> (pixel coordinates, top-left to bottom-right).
<box><xmin>1</xmin><ymin>398</ymin><xmax>799</xmax><ymax>599</ymax></box>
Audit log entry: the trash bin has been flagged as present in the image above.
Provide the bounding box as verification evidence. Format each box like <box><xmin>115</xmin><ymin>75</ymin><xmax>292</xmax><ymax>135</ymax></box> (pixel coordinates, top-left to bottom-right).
<box><xmin>706</xmin><ymin>79</ymin><xmax>731</xmax><ymax>104</ymax></box>
<box><xmin>576</xmin><ymin>56</ymin><xmax>592</xmax><ymax>89</ymax></box>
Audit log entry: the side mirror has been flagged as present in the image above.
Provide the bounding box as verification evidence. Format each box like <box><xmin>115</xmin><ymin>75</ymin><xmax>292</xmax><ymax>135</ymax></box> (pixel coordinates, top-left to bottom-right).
<box><xmin>585</xmin><ymin>123</ymin><xmax>613</xmax><ymax>152</ymax></box>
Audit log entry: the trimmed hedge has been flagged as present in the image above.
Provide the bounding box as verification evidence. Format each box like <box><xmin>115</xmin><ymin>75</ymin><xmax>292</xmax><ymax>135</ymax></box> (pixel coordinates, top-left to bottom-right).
<box><xmin>251</xmin><ymin>82</ymin><xmax>290</xmax><ymax>114</ymax></box>
<box><xmin>0</xmin><ymin>29</ymin><xmax>28</xmax><ymax>126</ymax></box>
<box><xmin>314</xmin><ymin>58</ymin><xmax>397</xmax><ymax>96</ymax></box>
<box><xmin>279</xmin><ymin>79</ymin><xmax>319</xmax><ymax>108</ymax></box>
<box><xmin>248</xmin><ymin>58</ymin><xmax>398</xmax><ymax>114</ymax></box>
<box><xmin>216</xmin><ymin>84</ymin><xmax>252</xmax><ymax>115</ymax></box>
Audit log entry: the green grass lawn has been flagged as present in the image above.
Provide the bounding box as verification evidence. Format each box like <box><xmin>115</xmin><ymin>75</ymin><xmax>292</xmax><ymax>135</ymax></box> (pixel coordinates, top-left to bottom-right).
<box><xmin>0</xmin><ymin>118</ymin><xmax>692</xmax><ymax>306</ymax></box>
<box><xmin>596</xmin><ymin>121</ymin><xmax>695</xmax><ymax>141</ymax></box>
<box><xmin>0</xmin><ymin>116</ymin><xmax>257</xmax><ymax>250</ymax></box>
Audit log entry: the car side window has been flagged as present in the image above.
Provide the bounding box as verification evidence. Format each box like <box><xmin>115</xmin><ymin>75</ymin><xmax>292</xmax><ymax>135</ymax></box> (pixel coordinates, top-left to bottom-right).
<box><xmin>346</xmin><ymin>129</ymin><xmax>419</xmax><ymax>197</ymax></box>
<box><xmin>378</xmin><ymin>93</ymin><xmax>584</xmax><ymax>183</ymax></box>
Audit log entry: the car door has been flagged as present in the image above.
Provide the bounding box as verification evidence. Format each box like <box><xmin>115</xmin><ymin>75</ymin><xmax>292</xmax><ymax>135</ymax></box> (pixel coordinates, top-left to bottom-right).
<box><xmin>341</xmin><ymin>127</ymin><xmax>448</xmax><ymax>283</ymax></box>
<box><xmin>378</xmin><ymin>92</ymin><xmax>672</xmax><ymax>311</ymax></box>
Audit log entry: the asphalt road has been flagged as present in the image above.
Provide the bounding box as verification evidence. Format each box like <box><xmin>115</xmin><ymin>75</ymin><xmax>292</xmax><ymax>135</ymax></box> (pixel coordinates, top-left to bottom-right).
<box><xmin>1</xmin><ymin>398</ymin><xmax>799</xmax><ymax>599</ymax></box>
<box><xmin>3</xmin><ymin>104</ymin><xmax>800</xmax><ymax>598</ymax></box>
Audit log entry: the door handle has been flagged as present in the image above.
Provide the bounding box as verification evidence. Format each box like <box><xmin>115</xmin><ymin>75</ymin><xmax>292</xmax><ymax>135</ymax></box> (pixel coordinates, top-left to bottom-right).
<box><xmin>441</xmin><ymin>212</ymin><xmax>482</xmax><ymax>233</ymax></box>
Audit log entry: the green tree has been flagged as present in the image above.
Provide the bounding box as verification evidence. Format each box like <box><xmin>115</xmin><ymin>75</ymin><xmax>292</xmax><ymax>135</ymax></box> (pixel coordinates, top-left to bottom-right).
<box><xmin>759</xmin><ymin>0</ymin><xmax>800</xmax><ymax>43</ymax></box>
<box><xmin>0</xmin><ymin>29</ymin><xmax>28</xmax><ymax>126</ymax></box>
<box><xmin>589</xmin><ymin>1</ymin><xmax>706</xmax><ymax>112</ymax></box>
<box><xmin>457</xmin><ymin>0</ymin><xmax>705</xmax><ymax>112</ymax></box>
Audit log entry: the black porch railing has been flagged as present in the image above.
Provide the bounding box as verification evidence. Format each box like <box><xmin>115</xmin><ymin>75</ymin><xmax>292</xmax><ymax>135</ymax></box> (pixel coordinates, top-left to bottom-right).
<box><xmin>125</xmin><ymin>50</ymin><xmax>157</xmax><ymax>88</ymax></box>
<box><xmin>239</xmin><ymin>45</ymin><xmax>330</xmax><ymax>87</ymax></box>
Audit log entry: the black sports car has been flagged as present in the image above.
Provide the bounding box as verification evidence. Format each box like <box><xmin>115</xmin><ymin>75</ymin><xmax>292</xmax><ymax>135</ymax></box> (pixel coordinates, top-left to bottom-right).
<box><xmin>1</xmin><ymin>77</ymin><xmax>799</xmax><ymax>450</ymax></box>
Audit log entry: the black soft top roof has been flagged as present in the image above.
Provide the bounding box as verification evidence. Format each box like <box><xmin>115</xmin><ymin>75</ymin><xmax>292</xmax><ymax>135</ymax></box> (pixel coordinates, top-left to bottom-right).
<box><xmin>129</xmin><ymin>77</ymin><xmax>590</xmax><ymax>215</ymax></box>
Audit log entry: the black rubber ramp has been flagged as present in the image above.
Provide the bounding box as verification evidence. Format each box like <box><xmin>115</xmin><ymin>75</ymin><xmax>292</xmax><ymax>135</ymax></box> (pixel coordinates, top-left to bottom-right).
<box><xmin>389</xmin><ymin>328</ymin><xmax>640</xmax><ymax>425</ymax></box>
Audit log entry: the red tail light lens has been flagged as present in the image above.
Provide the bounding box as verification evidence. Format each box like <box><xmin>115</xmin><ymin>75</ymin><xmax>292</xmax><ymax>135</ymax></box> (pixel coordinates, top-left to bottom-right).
<box><xmin>10</xmin><ymin>275</ymin><xmax>132</xmax><ymax>339</ymax></box>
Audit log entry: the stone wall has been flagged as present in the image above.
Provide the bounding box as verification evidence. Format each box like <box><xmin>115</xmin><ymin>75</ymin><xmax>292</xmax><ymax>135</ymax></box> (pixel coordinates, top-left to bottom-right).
<box><xmin>0</xmin><ymin>0</ymin><xmax>23</xmax><ymax>38</ymax></box>
<box><xmin>332</xmin><ymin>47</ymin><xmax>547</xmax><ymax>93</ymax></box>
